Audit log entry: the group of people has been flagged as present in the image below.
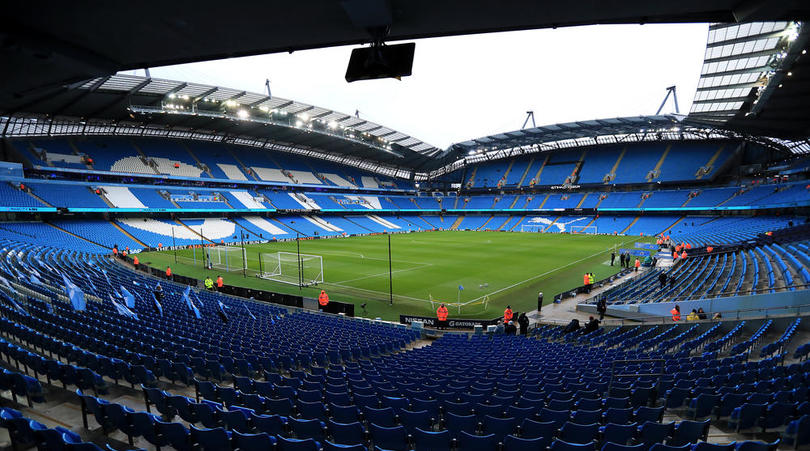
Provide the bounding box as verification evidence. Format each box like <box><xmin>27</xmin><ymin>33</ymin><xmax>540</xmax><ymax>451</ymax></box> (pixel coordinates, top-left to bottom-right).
<box><xmin>562</xmin><ymin>315</ymin><xmax>600</xmax><ymax>335</ymax></box>
<box><xmin>435</xmin><ymin>303</ymin><xmax>530</xmax><ymax>335</ymax></box>
<box><xmin>203</xmin><ymin>275</ymin><xmax>224</xmax><ymax>291</ymax></box>
<box><xmin>583</xmin><ymin>272</ymin><xmax>595</xmax><ymax>293</ymax></box>
<box><xmin>672</xmin><ymin>242</ymin><xmax>691</xmax><ymax>260</ymax></box>
<box><xmin>670</xmin><ymin>305</ymin><xmax>721</xmax><ymax>321</ymax></box>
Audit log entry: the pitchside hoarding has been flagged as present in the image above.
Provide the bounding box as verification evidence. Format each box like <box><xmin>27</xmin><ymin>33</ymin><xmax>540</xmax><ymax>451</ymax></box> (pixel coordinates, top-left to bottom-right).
<box><xmin>400</xmin><ymin>314</ymin><xmax>501</xmax><ymax>329</ymax></box>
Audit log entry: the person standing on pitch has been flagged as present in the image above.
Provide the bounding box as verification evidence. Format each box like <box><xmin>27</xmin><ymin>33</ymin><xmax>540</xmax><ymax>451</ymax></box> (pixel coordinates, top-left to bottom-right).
<box><xmin>436</xmin><ymin>303</ymin><xmax>448</xmax><ymax>329</ymax></box>
<box><xmin>216</xmin><ymin>275</ymin><xmax>224</xmax><ymax>291</ymax></box>
<box><xmin>504</xmin><ymin>305</ymin><xmax>514</xmax><ymax>323</ymax></box>
<box><xmin>318</xmin><ymin>290</ymin><xmax>329</xmax><ymax>311</ymax></box>
<box><xmin>610</xmin><ymin>251</ymin><xmax>616</xmax><ymax>266</ymax></box>
<box><xmin>204</xmin><ymin>276</ymin><xmax>214</xmax><ymax>291</ymax></box>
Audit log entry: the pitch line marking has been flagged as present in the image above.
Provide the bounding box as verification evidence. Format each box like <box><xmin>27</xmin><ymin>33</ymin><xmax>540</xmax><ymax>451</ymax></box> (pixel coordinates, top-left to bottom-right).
<box><xmin>462</xmin><ymin>237</ymin><xmax>639</xmax><ymax>305</ymax></box>
<box><xmin>331</xmin><ymin>263</ymin><xmax>434</xmax><ymax>284</ymax></box>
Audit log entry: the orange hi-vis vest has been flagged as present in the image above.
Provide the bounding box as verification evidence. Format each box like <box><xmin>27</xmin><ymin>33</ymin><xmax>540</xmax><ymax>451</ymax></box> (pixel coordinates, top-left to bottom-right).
<box><xmin>113</xmin><ymin>248</ymin><xmax>118</xmax><ymax>255</ymax></box>
<box><xmin>166</xmin><ymin>267</ymin><xmax>171</xmax><ymax>277</ymax></box>
<box><xmin>318</xmin><ymin>291</ymin><xmax>329</xmax><ymax>306</ymax></box>
<box><xmin>635</xmin><ymin>259</ymin><xmax>640</xmax><ymax>268</ymax></box>
<box><xmin>671</xmin><ymin>308</ymin><xmax>681</xmax><ymax>321</ymax></box>
<box><xmin>681</xmin><ymin>251</ymin><xmax>688</xmax><ymax>259</ymax></box>
<box><xmin>504</xmin><ymin>308</ymin><xmax>513</xmax><ymax>322</ymax></box>
<box><xmin>133</xmin><ymin>256</ymin><xmax>139</xmax><ymax>266</ymax></box>
<box><xmin>216</xmin><ymin>276</ymin><xmax>223</xmax><ymax>288</ymax></box>
<box><xmin>583</xmin><ymin>274</ymin><xmax>589</xmax><ymax>285</ymax></box>
<box><xmin>437</xmin><ymin>306</ymin><xmax>448</xmax><ymax>321</ymax></box>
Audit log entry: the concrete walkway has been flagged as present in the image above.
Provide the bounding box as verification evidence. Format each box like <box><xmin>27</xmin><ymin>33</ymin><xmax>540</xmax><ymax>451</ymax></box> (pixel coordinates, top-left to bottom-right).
<box><xmin>526</xmin><ymin>266</ymin><xmax>652</xmax><ymax>326</ymax></box>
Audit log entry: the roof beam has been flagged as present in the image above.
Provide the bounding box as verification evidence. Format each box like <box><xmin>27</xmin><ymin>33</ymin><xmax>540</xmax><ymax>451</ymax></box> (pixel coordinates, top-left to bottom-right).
<box><xmin>696</xmin><ymin>81</ymin><xmax>761</xmax><ymax>91</ymax></box>
<box><xmin>192</xmin><ymin>87</ymin><xmax>219</xmax><ymax>102</ymax></box>
<box><xmin>704</xmin><ymin>48</ymin><xmax>782</xmax><ymax>65</ymax></box>
<box><xmin>692</xmin><ymin>95</ymin><xmax>752</xmax><ymax>105</ymax></box>
<box><xmin>707</xmin><ymin>29</ymin><xmax>787</xmax><ymax>48</ymax></box>
<box><xmin>86</xmin><ymin>77</ymin><xmax>154</xmax><ymax>118</ymax></box>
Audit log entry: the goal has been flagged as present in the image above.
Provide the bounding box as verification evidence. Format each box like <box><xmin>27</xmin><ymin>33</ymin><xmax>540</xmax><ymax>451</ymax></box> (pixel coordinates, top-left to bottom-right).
<box><xmin>205</xmin><ymin>246</ymin><xmax>247</xmax><ymax>272</ymax></box>
<box><xmin>570</xmin><ymin>225</ymin><xmax>598</xmax><ymax>234</ymax></box>
<box><xmin>260</xmin><ymin>251</ymin><xmax>324</xmax><ymax>286</ymax></box>
<box><xmin>520</xmin><ymin>224</ymin><xmax>547</xmax><ymax>233</ymax></box>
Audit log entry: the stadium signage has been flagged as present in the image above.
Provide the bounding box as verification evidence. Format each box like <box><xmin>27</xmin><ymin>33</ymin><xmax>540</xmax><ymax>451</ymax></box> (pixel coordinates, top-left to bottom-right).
<box><xmin>400</xmin><ymin>314</ymin><xmax>500</xmax><ymax>329</ymax></box>
<box><xmin>550</xmin><ymin>185</ymin><xmax>580</xmax><ymax>189</ymax></box>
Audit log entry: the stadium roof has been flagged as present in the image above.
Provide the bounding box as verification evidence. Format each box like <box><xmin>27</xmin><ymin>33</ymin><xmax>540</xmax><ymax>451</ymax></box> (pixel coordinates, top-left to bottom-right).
<box><xmin>0</xmin><ymin>74</ymin><xmax>444</xmax><ymax>175</ymax></box>
<box><xmin>3</xmin><ymin>1</ymin><xmax>809</xmax><ymax>111</ymax></box>
<box><xmin>433</xmin><ymin>114</ymin><xmax>809</xmax><ymax>178</ymax></box>
<box><xmin>688</xmin><ymin>21</ymin><xmax>810</xmax><ymax>138</ymax></box>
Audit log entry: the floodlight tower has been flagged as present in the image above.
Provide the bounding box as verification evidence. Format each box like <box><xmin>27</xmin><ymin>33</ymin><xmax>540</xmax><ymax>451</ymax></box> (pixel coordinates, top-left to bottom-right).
<box><xmin>522</xmin><ymin>111</ymin><xmax>536</xmax><ymax>129</ymax></box>
<box><xmin>656</xmin><ymin>86</ymin><xmax>680</xmax><ymax>114</ymax></box>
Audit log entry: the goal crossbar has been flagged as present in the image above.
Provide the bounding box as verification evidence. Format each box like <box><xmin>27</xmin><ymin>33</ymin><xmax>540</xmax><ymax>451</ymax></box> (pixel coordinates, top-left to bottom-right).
<box><xmin>570</xmin><ymin>225</ymin><xmax>598</xmax><ymax>234</ymax></box>
<box><xmin>260</xmin><ymin>251</ymin><xmax>324</xmax><ymax>286</ymax></box>
<box><xmin>205</xmin><ymin>245</ymin><xmax>247</xmax><ymax>272</ymax></box>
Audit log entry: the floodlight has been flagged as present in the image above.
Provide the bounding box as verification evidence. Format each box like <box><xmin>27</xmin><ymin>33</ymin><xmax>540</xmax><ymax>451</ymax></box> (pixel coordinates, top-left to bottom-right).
<box><xmin>328</xmin><ymin>121</ymin><xmax>338</xmax><ymax>129</ymax></box>
<box><xmin>237</xmin><ymin>109</ymin><xmax>249</xmax><ymax>119</ymax></box>
<box><xmin>295</xmin><ymin>120</ymin><xmax>303</xmax><ymax>127</ymax></box>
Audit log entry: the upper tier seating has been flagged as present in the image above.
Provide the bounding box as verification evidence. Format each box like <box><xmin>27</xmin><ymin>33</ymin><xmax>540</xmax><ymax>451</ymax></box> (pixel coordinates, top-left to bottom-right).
<box><xmin>0</xmin><ymin>183</ymin><xmax>46</xmax><ymax>208</ymax></box>
<box><xmin>11</xmin><ymin>137</ymin><xmax>408</xmax><ymax>189</ymax></box>
<box><xmin>449</xmin><ymin>142</ymin><xmax>736</xmax><ymax>188</ymax></box>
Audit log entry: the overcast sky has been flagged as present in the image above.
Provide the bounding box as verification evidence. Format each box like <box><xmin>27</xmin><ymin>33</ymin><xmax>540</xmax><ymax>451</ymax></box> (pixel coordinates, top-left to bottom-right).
<box><xmin>124</xmin><ymin>23</ymin><xmax>709</xmax><ymax>150</ymax></box>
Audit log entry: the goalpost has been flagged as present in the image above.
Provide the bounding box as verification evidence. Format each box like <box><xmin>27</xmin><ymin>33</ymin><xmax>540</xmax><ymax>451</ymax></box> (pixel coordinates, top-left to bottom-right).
<box><xmin>570</xmin><ymin>225</ymin><xmax>598</xmax><ymax>234</ymax></box>
<box><xmin>260</xmin><ymin>251</ymin><xmax>324</xmax><ymax>286</ymax></box>
<box><xmin>520</xmin><ymin>224</ymin><xmax>546</xmax><ymax>233</ymax></box>
<box><xmin>205</xmin><ymin>246</ymin><xmax>247</xmax><ymax>272</ymax></box>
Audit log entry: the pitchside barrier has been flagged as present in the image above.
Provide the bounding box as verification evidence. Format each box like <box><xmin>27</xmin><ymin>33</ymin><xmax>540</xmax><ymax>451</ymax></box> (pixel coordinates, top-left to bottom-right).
<box><xmin>400</xmin><ymin>314</ymin><xmax>503</xmax><ymax>329</ymax></box>
<box><xmin>554</xmin><ymin>268</ymin><xmax>633</xmax><ymax>303</ymax></box>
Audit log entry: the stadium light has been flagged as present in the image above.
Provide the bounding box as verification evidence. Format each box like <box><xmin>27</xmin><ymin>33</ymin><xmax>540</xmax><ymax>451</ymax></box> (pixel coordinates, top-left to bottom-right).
<box><xmin>259</xmin><ymin>106</ymin><xmax>269</xmax><ymax>112</ymax></box>
<box><xmin>295</xmin><ymin>120</ymin><xmax>303</xmax><ymax>127</ymax></box>
<box><xmin>237</xmin><ymin>109</ymin><xmax>250</xmax><ymax>119</ymax></box>
<box><xmin>298</xmin><ymin>113</ymin><xmax>310</xmax><ymax>122</ymax></box>
<box><xmin>328</xmin><ymin>121</ymin><xmax>338</xmax><ymax>129</ymax></box>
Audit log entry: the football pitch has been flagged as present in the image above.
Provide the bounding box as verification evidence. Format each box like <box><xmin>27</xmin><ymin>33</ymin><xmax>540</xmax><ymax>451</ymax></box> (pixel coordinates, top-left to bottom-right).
<box><xmin>138</xmin><ymin>231</ymin><xmax>652</xmax><ymax>321</ymax></box>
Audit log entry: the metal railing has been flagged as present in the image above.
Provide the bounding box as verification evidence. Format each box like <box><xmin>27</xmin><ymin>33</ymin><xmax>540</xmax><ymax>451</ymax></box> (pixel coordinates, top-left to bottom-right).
<box><xmin>590</xmin><ymin>280</ymin><xmax>810</xmax><ymax>307</ymax></box>
<box><xmin>591</xmin><ymin>301</ymin><xmax>810</xmax><ymax>326</ymax></box>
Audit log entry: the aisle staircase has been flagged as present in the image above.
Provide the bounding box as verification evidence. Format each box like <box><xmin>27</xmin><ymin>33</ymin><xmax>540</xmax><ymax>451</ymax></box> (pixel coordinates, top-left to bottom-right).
<box><xmin>109</xmin><ymin>221</ymin><xmax>148</xmax><ymax>248</ymax></box>
<box><xmin>620</xmin><ymin>217</ymin><xmax>640</xmax><ymax>234</ymax></box>
<box><xmin>516</xmin><ymin>157</ymin><xmax>534</xmax><ymax>187</ymax></box>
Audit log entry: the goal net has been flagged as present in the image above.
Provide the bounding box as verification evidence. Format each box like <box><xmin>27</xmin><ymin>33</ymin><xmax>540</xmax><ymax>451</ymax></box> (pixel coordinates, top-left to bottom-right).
<box><xmin>570</xmin><ymin>225</ymin><xmax>598</xmax><ymax>234</ymax></box>
<box><xmin>260</xmin><ymin>251</ymin><xmax>324</xmax><ymax>286</ymax></box>
<box><xmin>205</xmin><ymin>246</ymin><xmax>247</xmax><ymax>272</ymax></box>
<box><xmin>520</xmin><ymin>224</ymin><xmax>546</xmax><ymax>233</ymax></box>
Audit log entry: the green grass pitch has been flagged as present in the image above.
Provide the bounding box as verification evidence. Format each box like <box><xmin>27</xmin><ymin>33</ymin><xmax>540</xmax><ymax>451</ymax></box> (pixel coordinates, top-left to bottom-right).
<box><xmin>138</xmin><ymin>231</ymin><xmax>652</xmax><ymax>321</ymax></box>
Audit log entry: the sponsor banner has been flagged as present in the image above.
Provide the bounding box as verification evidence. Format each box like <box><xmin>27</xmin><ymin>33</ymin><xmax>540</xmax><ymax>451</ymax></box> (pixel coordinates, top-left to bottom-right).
<box><xmin>635</xmin><ymin>243</ymin><xmax>659</xmax><ymax>250</ymax></box>
<box><xmin>620</xmin><ymin>248</ymin><xmax>649</xmax><ymax>257</ymax></box>
<box><xmin>400</xmin><ymin>314</ymin><xmax>500</xmax><ymax>329</ymax></box>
